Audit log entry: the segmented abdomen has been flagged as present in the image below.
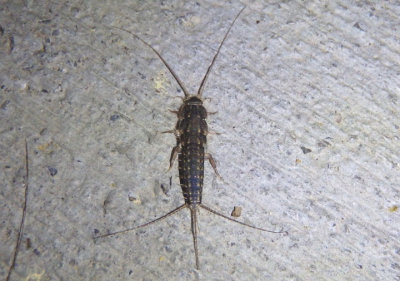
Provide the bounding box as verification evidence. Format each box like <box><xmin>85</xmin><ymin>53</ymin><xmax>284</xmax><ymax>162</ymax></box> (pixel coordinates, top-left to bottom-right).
<box><xmin>177</xmin><ymin>100</ymin><xmax>208</xmax><ymax>205</ymax></box>
<box><xmin>179</xmin><ymin>144</ymin><xmax>204</xmax><ymax>205</ymax></box>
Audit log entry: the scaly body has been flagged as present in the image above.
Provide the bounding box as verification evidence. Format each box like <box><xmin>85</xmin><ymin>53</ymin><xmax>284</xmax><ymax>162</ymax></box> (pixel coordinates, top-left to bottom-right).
<box><xmin>177</xmin><ymin>96</ymin><xmax>207</xmax><ymax>206</ymax></box>
<box><xmin>173</xmin><ymin>96</ymin><xmax>208</xmax><ymax>268</ymax></box>
<box><xmin>95</xmin><ymin>7</ymin><xmax>284</xmax><ymax>269</ymax></box>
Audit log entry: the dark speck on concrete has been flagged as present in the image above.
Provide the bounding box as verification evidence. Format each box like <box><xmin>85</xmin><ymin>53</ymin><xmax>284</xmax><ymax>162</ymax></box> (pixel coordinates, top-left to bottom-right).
<box><xmin>1</xmin><ymin>100</ymin><xmax>10</xmax><ymax>110</ymax></box>
<box><xmin>110</xmin><ymin>114</ymin><xmax>120</xmax><ymax>121</ymax></box>
<box><xmin>301</xmin><ymin>146</ymin><xmax>312</xmax><ymax>154</ymax></box>
<box><xmin>48</xmin><ymin>166</ymin><xmax>58</xmax><ymax>176</ymax></box>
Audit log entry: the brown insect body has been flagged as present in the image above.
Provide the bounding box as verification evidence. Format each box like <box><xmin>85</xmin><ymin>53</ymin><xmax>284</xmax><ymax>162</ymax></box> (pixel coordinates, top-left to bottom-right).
<box><xmin>95</xmin><ymin>7</ymin><xmax>284</xmax><ymax>270</ymax></box>
<box><xmin>177</xmin><ymin>96</ymin><xmax>207</xmax><ymax>206</ymax></box>
<box><xmin>175</xmin><ymin>96</ymin><xmax>207</xmax><ymax>268</ymax></box>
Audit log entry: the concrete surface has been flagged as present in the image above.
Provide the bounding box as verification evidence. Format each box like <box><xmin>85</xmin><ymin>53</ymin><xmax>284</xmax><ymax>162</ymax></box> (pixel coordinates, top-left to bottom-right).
<box><xmin>1</xmin><ymin>0</ymin><xmax>399</xmax><ymax>280</ymax></box>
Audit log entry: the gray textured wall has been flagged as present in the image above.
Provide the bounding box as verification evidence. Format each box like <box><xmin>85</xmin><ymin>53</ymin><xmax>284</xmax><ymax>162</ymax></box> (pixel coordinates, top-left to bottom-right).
<box><xmin>1</xmin><ymin>0</ymin><xmax>399</xmax><ymax>280</ymax></box>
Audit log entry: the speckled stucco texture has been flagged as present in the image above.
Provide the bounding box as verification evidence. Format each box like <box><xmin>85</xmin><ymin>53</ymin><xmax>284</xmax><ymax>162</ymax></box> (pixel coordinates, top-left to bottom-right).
<box><xmin>1</xmin><ymin>1</ymin><xmax>399</xmax><ymax>280</ymax></box>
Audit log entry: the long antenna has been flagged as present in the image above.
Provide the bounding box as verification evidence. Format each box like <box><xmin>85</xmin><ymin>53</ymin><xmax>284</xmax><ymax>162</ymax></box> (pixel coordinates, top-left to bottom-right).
<box><xmin>111</xmin><ymin>26</ymin><xmax>191</xmax><ymax>97</ymax></box>
<box><xmin>6</xmin><ymin>140</ymin><xmax>29</xmax><ymax>281</ymax></box>
<box><xmin>197</xmin><ymin>7</ymin><xmax>246</xmax><ymax>97</ymax></box>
